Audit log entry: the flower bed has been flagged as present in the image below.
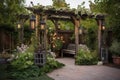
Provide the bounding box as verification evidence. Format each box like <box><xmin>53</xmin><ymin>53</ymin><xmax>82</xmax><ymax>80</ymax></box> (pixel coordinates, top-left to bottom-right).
<box><xmin>7</xmin><ymin>46</ymin><xmax>64</xmax><ymax>80</ymax></box>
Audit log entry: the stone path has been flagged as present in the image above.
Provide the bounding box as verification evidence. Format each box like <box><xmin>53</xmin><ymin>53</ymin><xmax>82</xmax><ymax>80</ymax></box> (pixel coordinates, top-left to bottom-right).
<box><xmin>47</xmin><ymin>58</ymin><xmax>120</xmax><ymax>80</ymax></box>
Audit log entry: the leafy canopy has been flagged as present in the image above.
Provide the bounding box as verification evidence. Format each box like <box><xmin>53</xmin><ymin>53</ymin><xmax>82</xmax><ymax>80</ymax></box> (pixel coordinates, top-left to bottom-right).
<box><xmin>0</xmin><ymin>0</ymin><xmax>25</xmax><ymax>25</ymax></box>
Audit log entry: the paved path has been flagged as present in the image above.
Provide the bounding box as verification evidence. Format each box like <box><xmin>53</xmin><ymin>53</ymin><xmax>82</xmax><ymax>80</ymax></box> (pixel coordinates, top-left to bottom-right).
<box><xmin>47</xmin><ymin>58</ymin><xmax>120</xmax><ymax>80</ymax></box>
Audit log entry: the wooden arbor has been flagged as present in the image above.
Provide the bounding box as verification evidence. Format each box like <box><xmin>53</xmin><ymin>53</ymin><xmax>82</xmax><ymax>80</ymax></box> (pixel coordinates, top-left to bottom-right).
<box><xmin>27</xmin><ymin>6</ymin><xmax>105</xmax><ymax>61</ymax></box>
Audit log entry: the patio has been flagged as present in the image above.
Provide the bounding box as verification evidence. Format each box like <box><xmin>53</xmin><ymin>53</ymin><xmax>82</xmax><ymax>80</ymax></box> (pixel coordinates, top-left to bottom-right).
<box><xmin>47</xmin><ymin>58</ymin><xmax>120</xmax><ymax>80</ymax></box>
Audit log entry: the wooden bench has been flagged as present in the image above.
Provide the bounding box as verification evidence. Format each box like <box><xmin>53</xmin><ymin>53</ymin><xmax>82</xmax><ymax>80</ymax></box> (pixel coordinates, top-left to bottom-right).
<box><xmin>61</xmin><ymin>44</ymin><xmax>76</xmax><ymax>57</ymax></box>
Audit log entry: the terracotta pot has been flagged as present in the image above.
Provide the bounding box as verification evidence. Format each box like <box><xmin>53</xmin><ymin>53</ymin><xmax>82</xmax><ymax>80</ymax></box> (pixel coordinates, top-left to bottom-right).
<box><xmin>112</xmin><ymin>56</ymin><xmax>120</xmax><ymax>65</ymax></box>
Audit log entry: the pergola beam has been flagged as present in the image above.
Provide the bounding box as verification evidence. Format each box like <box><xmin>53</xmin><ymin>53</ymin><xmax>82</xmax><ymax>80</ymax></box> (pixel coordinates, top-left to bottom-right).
<box><xmin>27</xmin><ymin>7</ymin><xmax>79</xmax><ymax>17</ymax></box>
<box><xmin>48</xmin><ymin>16</ymin><xmax>72</xmax><ymax>21</ymax></box>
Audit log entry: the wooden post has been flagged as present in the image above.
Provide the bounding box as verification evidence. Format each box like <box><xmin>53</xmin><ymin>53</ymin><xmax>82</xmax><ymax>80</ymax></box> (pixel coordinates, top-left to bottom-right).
<box><xmin>44</xmin><ymin>15</ymin><xmax>48</xmax><ymax>53</ymax></box>
<box><xmin>98</xmin><ymin>20</ymin><xmax>102</xmax><ymax>60</ymax></box>
<box><xmin>72</xmin><ymin>16</ymin><xmax>80</xmax><ymax>63</ymax></box>
<box><xmin>21</xmin><ymin>20</ymin><xmax>24</xmax><ymax>43</ymax></box>
<box><xmin>96</xmin><ymin>14</ymin><xmax>105</xmax><ymax>60</ymax></box>
<box><xmin>51</xmin><ymin>20</ymin><xmax>59</xmax><ymax>33</ymax></box>
<box><xmin>35</xmin><ymin>14</ymin><xmax>39</xmax><ymax>39</ymax></box>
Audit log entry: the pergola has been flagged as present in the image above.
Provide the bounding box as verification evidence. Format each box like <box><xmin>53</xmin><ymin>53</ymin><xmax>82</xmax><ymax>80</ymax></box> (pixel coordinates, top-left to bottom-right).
<box><xmin>27</xmin><ymin>6</ymin><xmax>105</xmax><ymax>61</ymax></box>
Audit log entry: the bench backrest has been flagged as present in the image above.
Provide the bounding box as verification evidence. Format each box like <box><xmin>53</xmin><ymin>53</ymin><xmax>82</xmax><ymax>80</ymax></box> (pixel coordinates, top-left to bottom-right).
<box><xmin>67</xmin><ymin>44</ymin><xmax>89</xmax><ymax>51</ymax></box>
<box><xmin>67</xmin><ymin>44</ymin><xmax>75</xmax><ymax>50</ymax></box>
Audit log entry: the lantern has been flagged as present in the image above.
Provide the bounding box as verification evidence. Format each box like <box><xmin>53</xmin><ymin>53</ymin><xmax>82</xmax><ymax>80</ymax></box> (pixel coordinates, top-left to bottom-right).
<box><xmin>40</xmin><ymin>20</ymin><xmax>46</xmax><ymax>30</ymax></box>
<box><xmin>35</xmin><ymin>48</ymin><xmax>46</xmax><ymax>66</ymax></box>
<box><xmin>102</xmin><ymin>20</ymin><xmax>105</xmax><ymax>30</ymax></box>
<box><xmin>17</xmin><ymin>22</ymin><xmax>21</xmax><ymax>29</ymax></box>
<box><xmin>30</xmin><ymin>15</ymin><xmax>36</xmax><ymax>30</ymax></box>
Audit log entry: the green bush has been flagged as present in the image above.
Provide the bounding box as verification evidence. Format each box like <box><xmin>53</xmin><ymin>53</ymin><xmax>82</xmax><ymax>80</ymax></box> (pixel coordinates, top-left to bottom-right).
<box><xmin>76</xmin><ymin>49</ymin><xmax>98</xmax><ymax>65</ymax></box>
<box><xmin>109</xmin><ymin>40</ymin><xmax>120</xmax><ymax>56</ymax></box>
<box><xmin>53</xmin><ymin>39</ymin><xmax>63</xmax><ymax>51</ymax></box>
<box><xmin>11</xmin><ymin>52</ymin><xmax>34</xmax><ymax>70</ymax></box>
<box><xmin>9</xmin><ymin>48</ymin><xmax>64</xmax><ymax>80</ymax></box>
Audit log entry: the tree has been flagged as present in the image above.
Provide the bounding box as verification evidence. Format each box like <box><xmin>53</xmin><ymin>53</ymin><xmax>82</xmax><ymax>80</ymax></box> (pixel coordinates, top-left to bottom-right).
<box><xmin>52</xmin><ymin>0</ymin><xmax>69</xmax><ymax>8</ymax></box>
<box><xmin>92</xmin><ymin>0</ymin><xmax>120</xmax><ymax>41</ymax></box>
<box><xmin>0</xmin><ymin>0</ymin><xmax>25</xmax><ymax>26</ymax></box>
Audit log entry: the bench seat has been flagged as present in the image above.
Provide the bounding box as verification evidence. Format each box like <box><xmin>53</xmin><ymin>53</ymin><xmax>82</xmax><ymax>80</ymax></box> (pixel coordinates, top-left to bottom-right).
<box><xmin>61</xmin><ymin>44</ymin><xmax>76</xmax><ymax>57</ymax></box>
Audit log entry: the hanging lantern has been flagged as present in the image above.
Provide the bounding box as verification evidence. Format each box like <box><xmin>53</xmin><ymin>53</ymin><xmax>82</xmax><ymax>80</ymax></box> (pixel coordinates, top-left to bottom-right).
<box><xmin>40</xmin><ymin>20</ymin><xmax>46</xmax><ymax>30</ymax></box>
<box><xmin>30</xmin><ymin>15</ymin><xmax>36</xmax><ymax>30</ymax></box>
<box><xmin>102</xmin><ymin>20</ymin><xmax>105</xmax><ymax>30</ymax></box>
<box><xmin>17</xmin><ymin>22</ymin><xmax>21</xmax><ymax>29</ymax></box>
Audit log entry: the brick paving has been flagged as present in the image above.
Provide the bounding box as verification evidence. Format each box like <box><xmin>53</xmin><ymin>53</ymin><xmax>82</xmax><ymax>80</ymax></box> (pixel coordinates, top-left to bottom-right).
<box><xmin>47</xmin><ymin>58</ymin><xmax>120</xmax><ymax>80</ymax></box>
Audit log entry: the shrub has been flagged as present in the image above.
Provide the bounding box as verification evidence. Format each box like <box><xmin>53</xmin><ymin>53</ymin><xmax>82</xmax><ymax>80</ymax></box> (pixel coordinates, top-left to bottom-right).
<box><xmin>9</xmin><ymin>48</ymin><xmax>64</xmax><ymax>80</ymax></box>
<box><xmin>11</xmin><ymin>52</ymin><xmax>34</xmax><ymax>70</ymax></box>
<box><xmin>109</xmin><ymin>40</ymin><xmax>120</xmax><ymax>56</ymax></box>
<box><xmin>76</xmin><ymin>49</ymin><xmax>98</xmax><ymax>65</ymax></box>
<box><xmin>53</xmin><ymin>39</ymin><xmax>63</xmax><ymax>51</ymax></box>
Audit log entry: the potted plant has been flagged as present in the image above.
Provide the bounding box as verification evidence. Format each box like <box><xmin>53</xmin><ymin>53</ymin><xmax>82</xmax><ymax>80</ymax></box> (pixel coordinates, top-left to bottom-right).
<box><xmin>109</xmin><ymin>40</ymin><xmax>120</xmax><ymax>65</ymax></box>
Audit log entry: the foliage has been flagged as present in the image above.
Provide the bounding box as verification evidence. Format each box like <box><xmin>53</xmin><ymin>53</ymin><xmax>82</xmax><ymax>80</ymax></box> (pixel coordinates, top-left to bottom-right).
<box><xmin>86</xmin><ymin>26</ymin><xmax>98</xmax><ymax>50</ymax></box>
<box><xmin>81</xmin><ymin>19</ymin><xmax>98</xmax><ymax>50</ymax></box>
<box><xmin>0</xmin><ymin>64</ymin><xmax>8</xmax><ymax>80</ymax></box>
<box><xmin>112</xmin><ymin>26</ymin><xmax>120</xmax><ymax>42</ymax></box>
<box><xmin>95</xmin><ymin>0</ymin><xmax>120</xmax><ymax>26</ymax></box>
<box><xmin>8</xmin><ymin>46</ymin><xmax>64</xmax><ymax>80</ymax></box>
<box><xmin>8</xmin><ymin>65</ymin><xmax>54</xmax><ymax>80</ymax></box>
<box><xmin>9</xmin><ymin>54</ymin><xmax>64</xmax><ymax>80</ymax></box>
<box><xmin>76</xmin><ymin>48</ymin><xmax>98</xmax><ymax>65</ymax></box>
<box><xmin>0</xmin><ymin>0</ymin><xmax>25</xmax><ymax>25</ymax></box>
<box><xmin>11</xmin><ymin>52</ymin><xmax>34</xmax><ymax>70</ymax></box>
<box><xmin>30</xmin><ymin>33</ymin><xmax>39</xmax><ymax>50</ymax></box>
<box><xmin>52</xmin><ymin>0</ymin><xmax>69</xmax><ymax>8</ymax></box>
<box><xmin>53</xmin><ymin>39</ymin><xmax>63</xmax><ymax>51</ymax></box>
<box><xmin>60</xmin><ymin>21</ymin><xmax>74</xmax><ymax>30</ymax></box>
<box><xmin>27</xmin><ymin>74</ymin><xmax>54</xmax><ymax>80</ymax></box>
<box><xmin>24</xmin><ymin>25</ymin><xmax>33</xmax><ymax>44</ymax></box>
<box><xmin>92</xmin><ymin>0</ymin><xmax>120</xmax><ymax>41</ymax></box>
<box><xmin>109</xmin><ymin>40</ymin><xmax>120</xmax><ymax>56</ymax></box>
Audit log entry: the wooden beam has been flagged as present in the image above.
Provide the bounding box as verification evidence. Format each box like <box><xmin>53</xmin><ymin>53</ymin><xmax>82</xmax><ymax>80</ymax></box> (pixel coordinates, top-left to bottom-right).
<box><xmin>44</xmin><ymin>15</ymin><xmax>48</xmax><ymax>64</ymax></box>
<box><xmin>48</xmin><ymin>16</ymin><xmax>72</xmax><ymax>21</ymax></box>
<box><xmin>72</xmin><ymin>16</ymin><xmax>80</xmax><ymax>63</ymax></box>
<box><xmin>96</xmin><ymin>14</ymin><xmax>105</xmax><ymax>60</ymax></box>
<box><xmin>57</xmin><ymin>30</ymin><xmax>74</xmax><ymax>34</ymax></box>
<box><xmin>27</xmin><ymin>7</ymin><xmax>77</xmax><ymax>17</ymax></box>
<box><xmin>35</xmin><ymin>14</ymin><xmax>39</xmax><ymax>38</ymax></box>
<box><xmin>97</xmin><ymin>20</ymin><xmax>102</xmax><ymax>60</ymax></box>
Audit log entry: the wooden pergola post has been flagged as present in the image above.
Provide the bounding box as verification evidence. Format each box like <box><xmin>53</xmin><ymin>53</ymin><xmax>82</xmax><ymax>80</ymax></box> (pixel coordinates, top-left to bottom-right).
<box><xmin>35</xmin><ymin>14</ymin><xmax>39</xmax><ymax>40</ymax></box>
<box><xmin>44</xmin><ymin>15</ymin><xmax>48</xmax><ymax>55</ymax></box>
<box><xmin>72</xmin><ymin>16</ymin><xmax>80</xmax><ymax>63</ymax></box>
<box><xmin>96</xmin><ymin>15</ymin><xmax>105</xmax><ymax>60</ymax></box>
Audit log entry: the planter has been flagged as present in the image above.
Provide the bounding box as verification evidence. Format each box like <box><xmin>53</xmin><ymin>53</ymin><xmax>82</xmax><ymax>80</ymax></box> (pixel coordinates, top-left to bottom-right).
<box><xmin>112</xmin><ymin>56</ymin><xmax>120</xmax><ymax>65</ymax></box>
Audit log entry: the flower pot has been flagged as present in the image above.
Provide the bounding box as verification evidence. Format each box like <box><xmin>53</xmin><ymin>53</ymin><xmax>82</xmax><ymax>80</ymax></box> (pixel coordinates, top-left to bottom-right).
<box><xmin>112</xmin><ymin>56</ymin><xmax>120</xmax><ymax>65</ymax></box>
